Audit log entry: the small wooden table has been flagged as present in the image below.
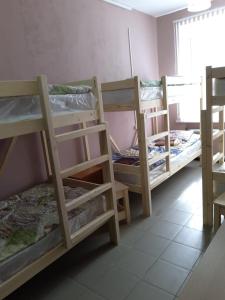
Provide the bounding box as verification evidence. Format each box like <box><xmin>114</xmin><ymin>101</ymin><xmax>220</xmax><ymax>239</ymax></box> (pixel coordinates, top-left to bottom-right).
<box><xmin>115</xmin><ymin>181</ymin><xmax>131</xmax><ymax>224</ymax></box>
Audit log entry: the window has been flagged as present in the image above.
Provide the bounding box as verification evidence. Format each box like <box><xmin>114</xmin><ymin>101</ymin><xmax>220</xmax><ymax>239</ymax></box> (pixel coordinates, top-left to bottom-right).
<box><xmin>174</xmin><ymin>6</ymin><xmax>225</xmax><ymax>122</ymax></box>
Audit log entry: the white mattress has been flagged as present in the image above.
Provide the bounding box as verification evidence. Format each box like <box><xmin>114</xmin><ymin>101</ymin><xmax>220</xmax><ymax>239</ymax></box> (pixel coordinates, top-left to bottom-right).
<box><xmin>0</xmin><ymin>93</ymin><xmax>96</xmax><ymax>124</ymax></box>
<box><xmin>102</xmin><ymin>84</ymin><xmax>200</xmax><ymax>106</ymax></box>
<box><xmin>114</xmin><ymin>139</ymin><xmax>201</xmax><ymax>186</ymax></box>
<box><xmin>102</xmin><ymin>86</ymin><xmax>162</xmax><ymax>106</ymax></box>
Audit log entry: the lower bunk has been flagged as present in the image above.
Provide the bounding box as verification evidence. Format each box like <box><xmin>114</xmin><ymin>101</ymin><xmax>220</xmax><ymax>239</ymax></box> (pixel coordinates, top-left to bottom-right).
<box><xmin>112</xmin><ymin>130</ymin><xmax>201</xmax><ymax>191</ymax></box>
<box><xmin>0</xmin><ymin>179</ymin><xmax>114</xmax><ymax>299</ymax></box>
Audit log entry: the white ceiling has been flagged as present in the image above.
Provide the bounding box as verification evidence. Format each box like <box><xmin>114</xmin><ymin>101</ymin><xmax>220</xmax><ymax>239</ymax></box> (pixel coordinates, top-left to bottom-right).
<box><xmin>104</xmin><ymin>0</ymin><xmax>188</xmax><ymax>17</ymax></box>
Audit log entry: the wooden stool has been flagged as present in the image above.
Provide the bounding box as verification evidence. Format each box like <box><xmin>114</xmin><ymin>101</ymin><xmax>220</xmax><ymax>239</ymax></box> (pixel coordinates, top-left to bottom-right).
<box><xmin>214</xmin><ymin>192</ymin><xmax>225</xmax><ymax>231</ymax></box>
<box><xmin>115</xmin><ymin>181</ymin><xmax>131</xmax><ymax>224</ymax></box>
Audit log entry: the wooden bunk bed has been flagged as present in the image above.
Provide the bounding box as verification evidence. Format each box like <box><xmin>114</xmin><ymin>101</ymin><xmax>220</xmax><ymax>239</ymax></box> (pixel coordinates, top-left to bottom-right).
<box><xmin>0</xmin><ymin>75</ymin><xmax>119</xmax><ymax>299</ymax></box>
<box><xmin>102</xmin><ymin>76</ymin><xmax>202</xmax><ymax>217</ymax></box>
<box><xmin>202</xmin><ymin>65</ymin><xmax>225</xmax><ymax>230</ymax></box>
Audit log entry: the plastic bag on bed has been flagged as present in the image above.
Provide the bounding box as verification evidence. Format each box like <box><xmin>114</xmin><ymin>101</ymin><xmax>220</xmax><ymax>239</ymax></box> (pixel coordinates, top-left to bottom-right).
<box><xmin>0</xmin><ymin>90</ymin><xmax>96</xmax><ymax>122</ymax></box>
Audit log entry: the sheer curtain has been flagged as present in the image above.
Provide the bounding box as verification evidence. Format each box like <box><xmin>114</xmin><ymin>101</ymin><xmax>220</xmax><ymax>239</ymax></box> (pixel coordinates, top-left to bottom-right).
<box><xmin>174</xmin><ymin>7</ymin><xmax>225</xmax><ymax>122</ymax></box>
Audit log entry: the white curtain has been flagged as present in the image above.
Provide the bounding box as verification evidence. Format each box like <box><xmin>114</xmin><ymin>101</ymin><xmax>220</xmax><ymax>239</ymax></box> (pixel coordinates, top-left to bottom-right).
<box><xmin>174</xmin><ymin>7</ymin><xmax>225</xmax><ymax>122</ymax></box>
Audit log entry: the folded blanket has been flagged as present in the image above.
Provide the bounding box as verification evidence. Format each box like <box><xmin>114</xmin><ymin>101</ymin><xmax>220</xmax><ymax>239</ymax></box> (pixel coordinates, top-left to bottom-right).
<box><xmin>140</xmin><ymin>80</ymin><xmax>161</xmax><ymax>88</ymax></box>
<box><xmin>48</xmin><ymin>84</ymin><xmax>92</xmax><ymax>95</ymax></box>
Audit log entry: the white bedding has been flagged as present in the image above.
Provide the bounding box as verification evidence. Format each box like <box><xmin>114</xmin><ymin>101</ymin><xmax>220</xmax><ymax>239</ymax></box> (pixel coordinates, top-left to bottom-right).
<box><xmin>0</xmin><ymin>93</ymin><xmax>97</xmax><ymax>124</ymax></box>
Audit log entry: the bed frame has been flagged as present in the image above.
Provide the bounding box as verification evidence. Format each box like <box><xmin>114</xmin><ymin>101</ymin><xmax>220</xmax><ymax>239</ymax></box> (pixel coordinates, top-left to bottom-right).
<box><xmin>202</xmin><ymin>66</ymin><xmax>225</xmax><ymax>228</ymax></box>
<box><xmin>0</xmin><ymin>75</ymin><xmax>119</xmax><ymax>299</ymax></box>
<box><xmin>102</xmin><ymin>76</ymin><xmax>202</xmax><ymax>217</ymax></box>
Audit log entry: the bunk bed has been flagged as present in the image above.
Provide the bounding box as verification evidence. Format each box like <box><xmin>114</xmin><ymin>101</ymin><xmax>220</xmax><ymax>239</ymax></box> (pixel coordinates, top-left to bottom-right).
<box><xmin>202</xmin><ymin>65</ymin><xmax>225</xmax><ymax>230</ymax></box>
<box><xmin>102</xmin><ymin>76</ymin><xmax>202</xmax><ymax>217</ymax></box>
<box><xmin>0</xmin><ymin>75</ymin><xmax>119</xmax><ymax>299</ymax></box>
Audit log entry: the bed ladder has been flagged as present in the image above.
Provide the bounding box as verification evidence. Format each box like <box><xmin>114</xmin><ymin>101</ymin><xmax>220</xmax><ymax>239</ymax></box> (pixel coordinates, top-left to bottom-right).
<box><xmin>38</xmin><ymin>75</ymin><xmax>119</xmax><ymax>249</ymax></box>
<box><xmin>202</xmin><ymin>66</ymin><xmax>225</xmax><ymax>228</ymax></box>
<box><xmin>147</xmin><ymin>76</ymin><xmax>171</xmax><ymax>186</ymax></box>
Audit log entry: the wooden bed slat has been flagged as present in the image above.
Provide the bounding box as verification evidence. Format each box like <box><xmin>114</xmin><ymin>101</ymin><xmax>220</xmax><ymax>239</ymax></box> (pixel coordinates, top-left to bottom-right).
<box><xmin>146</xmin><ymin>110</ymin><xmax>168</xmax><ymax>118</ymax></box>
<box><xmin>212</xmin><ymin>152</ymin><xmax>224</xmax><ymax>165</ymax></box>
<box><xmin>212</xmin><ymin>106</ymin><xmax>224</xmax><ymax>113</ymax></box>
<box><xmin>61</xmin><ymin>155</ymin><xmax>109</xmax><ymax>179</ymax></box>
<box><xmin>212</xmin><ymin>96</ymin><xmax>225</xmax><ymax>106</ymax></box>
<box><xmin>211</xmin><ymin>66</ymin><xmax>225</xmax><ymax>78</ymax></box>
<box><xmin>71</xmin><ymin>210</ymin><xmax>115</xmax><ymax>245</ymax></box>
<box><xmin>148</xmin><ymin>131</ymin><xmax>168</xmax><ymax>142</ymax></box>
<box><xmin>0</xmin><ymin>80</ymin><xmax>39</xmax><ymax>98</ymax></box>
<box><xmin>101</xmin><ymin>78</ymin><xmax>135</xmax><ymax>91</ymax></box>
<box><xmin>66</xmin><ymin>182</ymin><xmax>112</xmax><ymax>211</ymax></box>
<box><xmin>56</xmin><ymin>124</ymin><xmax>106</xmax><ymax>143</ymax></box>
<box><xmin>150</xmin><ymin>171</ymin><xmax>170</xmax><ymax>189</ymax></box>
<box><xmin>213</xmin><ymin>130</ymin><xmax>224</xmax><ymax>141</ymax></box>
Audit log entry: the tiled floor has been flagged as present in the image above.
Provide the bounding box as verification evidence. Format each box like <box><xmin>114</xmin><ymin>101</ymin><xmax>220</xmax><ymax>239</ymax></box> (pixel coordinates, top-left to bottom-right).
<box><xmin>6</xmin><ymin>161</ymin><xmax>213</xmax><ymax>300</ymax></box>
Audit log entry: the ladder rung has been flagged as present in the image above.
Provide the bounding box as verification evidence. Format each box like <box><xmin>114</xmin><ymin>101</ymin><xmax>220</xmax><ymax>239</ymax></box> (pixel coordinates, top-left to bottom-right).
<box><xmin>149</xmin><ymin>151</ymin><xmax>170</xmax><ymax>166</ymax></box>
<box><xmin>146</xmin><ymin>110</ymin><xmax>168</xmax><ymax>119</ymax></box>
<box><xmin>148</xmin><ymin>131</ymin><xmax>169</xmax><ymax>142</ymax></box>
<box><xmin>213</xmin><ymin>130</ymin><xmax>224</xmax><ymax>141</ymax></box>
<box><xmin>213</xmin><ymin>152</ymin><xmax>224</xmax><ymax>165</ymax></box>
<box><xmin>71</xmin><ymin>210</ymin><xmax>115</xmax><ymax>245</ymax></box>
<box><xmin>214</xmin><ymin>191</ymin><xmax>225</xmax><ymax>207</ymax></box>
<box><xmin>212</xmin><ymin>96</ymin><xmax>225</xmax><ymax>106</ymax></box>
<box><xmin>212</xmin><ymin>106</ymin><xmax>224</xmax><ymax>114</ymax></box>
<box><xmin>56</xmin><ymin>124</ymin><xmax>106</xmax><ymax>143</ymax></box>
<box><xmin>61</xmin><ymin>155</ymin><xmax>109</xmax><ymax>178</ymax></box>
<box><xmin>66</xmin><ymin>182</ymin><xmax>112</xmax><ymax>211</ymax></box>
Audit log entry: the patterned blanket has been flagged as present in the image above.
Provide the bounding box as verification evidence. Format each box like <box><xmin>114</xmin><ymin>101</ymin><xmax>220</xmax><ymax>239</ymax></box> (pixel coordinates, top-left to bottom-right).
<box><xmin>0</xmin><ymin>184</ymin><xmax>105</xmax><ymax>263</ymax></box>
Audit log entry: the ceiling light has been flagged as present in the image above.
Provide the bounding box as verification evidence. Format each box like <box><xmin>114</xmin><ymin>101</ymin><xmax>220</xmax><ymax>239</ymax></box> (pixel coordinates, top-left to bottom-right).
<box><xmin>103</xmin><ymin>0</ymin><xmax>133</xmax><ymax>11</ymax></box>
<box><xmin>188</xmin><ymin>0</ymin><xmax>212</xmax><ymax>12</ymax></box>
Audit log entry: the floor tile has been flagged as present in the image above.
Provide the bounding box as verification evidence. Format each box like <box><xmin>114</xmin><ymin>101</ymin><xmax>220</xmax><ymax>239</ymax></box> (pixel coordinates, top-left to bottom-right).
<box><xmin>145</xmin><ymin>260</ymin><xmax>189</xmax><ymax>295</ymax></box>
<box><xmin>174</xmin><ymin>227</ymin><xmax>212</xmax><ymax>251</ymax></box>
<box><xmin>185</xmin><ymin>214</ymin><xmax>204</xmax><ymax>231</ymax></box>
<box><xmin>134</xmin><ymin>232</ymin><xmax>170</xmax><ymax>257</ymax></box>
<box><xmin>149</xmin><ymin>220</ymin><xmax>182</xmax><ymax>240</ymax></box>
<box><xmin>91</xmin><ymin>267</ymin><xmax>139</xmax><ymax>300</ymax></box>
<box><xmin>131</xmin><ymin>215</ymin><xmax>160</xmax><ymax>231</ymax></box>
<box><xmin>126</xmin><ymin>281</ymin><xmax>174</xmax><ymax>300</ymax></box>
<box><xmin>73</xmin><ymin>259</ymin><xmax>110</xmax><ymax>289</ymax></box>
<box><xmin>160</xmin><ymin>209</ymin><xmax>192</xmax><ymax>226</ymax></box>
<box><xmin>161</xmin><ymin>242</ymin><xmax>201</xmax><ymax>270</ymax></box>
<box><xmin>115</xmin><ymin>248</ymin><xmax>157</xmax><ymax>278</ymax></box>
<box><xmin>120</xmin><ymin>227</ymin><xmax>145</xmax><ymax>247</ymax></box>
<box><xmin>39</xmin><ymin>278</ymin><xmax>93</xmax><ymax>300</ymax></box>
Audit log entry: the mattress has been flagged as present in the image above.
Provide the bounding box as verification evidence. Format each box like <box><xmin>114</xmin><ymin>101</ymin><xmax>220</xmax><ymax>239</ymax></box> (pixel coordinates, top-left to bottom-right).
<box><xmin>102</xmin><ymin>86</ymin><xmax>162</xmax><ymax>106</ymax></box>
<box><xmin>114</xmin><ymin>132</ymin><xmax>201</xmax><ymax>186</ymax></box>
<box><xmin>0</xmin><ymin>183</ymin><xmax>106</xmax><ymax>283</ymax></box>
<box><xmin>0</xmin><ymin>86</ymin><xmax>96</xmax><ymax>124</ymax></box>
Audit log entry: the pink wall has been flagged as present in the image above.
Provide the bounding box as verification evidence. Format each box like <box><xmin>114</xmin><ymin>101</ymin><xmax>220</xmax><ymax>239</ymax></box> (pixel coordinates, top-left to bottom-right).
<box><xmin>0</xmin><ymin>0</ymin><xmax>159</xmax><ymax>199</ymax></box>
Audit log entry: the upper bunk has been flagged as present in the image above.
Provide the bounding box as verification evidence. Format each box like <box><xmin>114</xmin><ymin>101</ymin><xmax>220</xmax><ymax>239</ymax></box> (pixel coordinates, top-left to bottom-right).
<box><xmin>0</xmin><ymin>76</ymin><xmax>102</xmax><ymax>140</ymax></box>
<box><xmin>206</xmin><ymin>66</ymin><xmax>225</xmax><ymax>106</ymax></box>
<box><xmin>101</xmin><ymin>75</ymin><xmax>202</xmax><ymax>113</ymax></box>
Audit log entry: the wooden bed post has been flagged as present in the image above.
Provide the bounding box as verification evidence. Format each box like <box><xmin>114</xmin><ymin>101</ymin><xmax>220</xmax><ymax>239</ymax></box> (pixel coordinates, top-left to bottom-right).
<box><xmin>37</xmin><ymin>75</ymin><xmax>72</xmax><ymax>249</ymax></box>
<box><xmin>162</xmin><ymin>76</ymin><xmax>171</xmax><ymax>173</ymax></box>
<box><xmin>134</xmin><ymin>76</ymin><xmax>152</xmax><ymax>217</ymax></box>
<box><xmin>204</xmin><ymin>66</ymin><xmax>214</xmax><ymax>226</ymax></box>
<box><xmin>94</xmin><ymin>76</ymin><xmax>120</xmax><ymax>244</ymax></box>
